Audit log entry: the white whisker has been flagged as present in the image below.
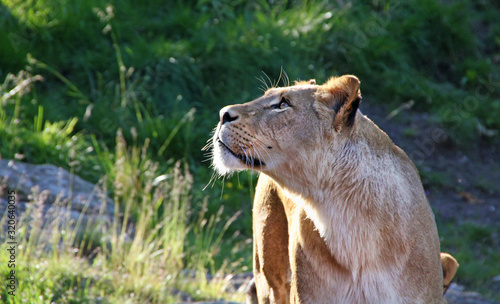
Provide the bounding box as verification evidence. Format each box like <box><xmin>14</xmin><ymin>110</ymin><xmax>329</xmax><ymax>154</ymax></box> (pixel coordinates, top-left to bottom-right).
<box><xmin>277</xmin><ymin>67</ymin><xmax>289</xmax><ymax>88</ymax></box>
<box><xmin>261</xmin><ymin>71</ymin><xmax>273</xmax><ymax>89</ymax></box>
<box><xmin>256</xmin><ymin>75</ymin><xmax>269</xmax><ymax>92</ymax></box>
<box><xmin>203</xmin><ymin>169</ymin><xmax>219</xmax><ymax>191</ymax></box>
<box><xmin>241</xmin><ymin>146</ymin><xmax>254</xmax><ymax>171</ymax></box>
<box><xmin>250</xmin><ymin>143</ymin><xmax>265</xmax><ymax>172</ymax></box>
<box><xmin>282</xmin><ymin>68</ymin><xmax>290</xmax><ymax>87</ymax></box>
<box><xmin>252</xmin><ymin>140</ymin><xmax>272</xmax><ymax>161</ymax></box>
<box><xmin>219</xmin><ymin>175</ymin><xmax>227</xmax><ymax>199</ymax></box>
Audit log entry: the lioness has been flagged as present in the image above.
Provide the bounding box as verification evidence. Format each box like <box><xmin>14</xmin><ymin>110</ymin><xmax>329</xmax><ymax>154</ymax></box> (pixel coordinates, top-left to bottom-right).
<box><xmin>210</xmin><ymin>75</ymin><xmax>458</xmax><ymax>303</ymax></box>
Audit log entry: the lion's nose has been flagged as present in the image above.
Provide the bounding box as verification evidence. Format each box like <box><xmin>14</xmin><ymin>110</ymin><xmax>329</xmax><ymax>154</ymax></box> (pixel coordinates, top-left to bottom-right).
<box><xmin>219</xmin><ymin>106</ymin><xmax>239</xmax><ymax>125</ymax></box>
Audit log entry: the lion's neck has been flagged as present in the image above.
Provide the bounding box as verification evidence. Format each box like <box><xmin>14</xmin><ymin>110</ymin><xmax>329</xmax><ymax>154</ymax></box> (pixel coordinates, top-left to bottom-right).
<box><xmin>275</xmin><ymin>118</ymin><xmax>393</xmax><ymax>205</ymax></box>
<box><xmin>272</xmin><ymin>116</ymin><xmax>412</xmax><ymax>272</ymax></box>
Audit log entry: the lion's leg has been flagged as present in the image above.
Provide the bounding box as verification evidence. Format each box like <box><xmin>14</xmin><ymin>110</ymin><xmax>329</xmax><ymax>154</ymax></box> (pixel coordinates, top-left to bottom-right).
<box><xmin>251</xmin><ymin>174</ymin><xmax>291</xmax><ymax>304</ymax></box>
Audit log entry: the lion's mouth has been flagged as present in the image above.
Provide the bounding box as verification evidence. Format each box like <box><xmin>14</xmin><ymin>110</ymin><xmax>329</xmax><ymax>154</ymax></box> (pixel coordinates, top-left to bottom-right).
<box><xmin>218</xmin><ymin>139</ymin><xmax>265</xmax><ymax>168</ymax></box>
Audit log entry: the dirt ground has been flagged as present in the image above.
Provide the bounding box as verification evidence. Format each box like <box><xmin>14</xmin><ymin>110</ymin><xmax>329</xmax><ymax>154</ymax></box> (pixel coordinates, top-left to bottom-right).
<box><xmin>362</xmin><ymin>98</ymin><xmax>500</xmax><ymax>228</ymax></box>
<box><xmin>362</xmin><ymin>97</ymin><xmax>500</xmax><ymax>302</ymax></box>
<box><xmin>360</xmin><ymin>97</ymin><xmax>500</xmax><ymax>304</ymax></box>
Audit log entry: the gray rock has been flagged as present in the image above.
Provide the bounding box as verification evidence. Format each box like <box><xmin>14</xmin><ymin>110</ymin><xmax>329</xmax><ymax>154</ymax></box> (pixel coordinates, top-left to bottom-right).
<box><xmin>174</xmin><ymin>278</ymin><xmax>499</xmax><ymax>304</ymax></box>
<box><xmin>0</xmin><ymin>159</ymin><xmax>113</xmax><ymax>214</ymax></box>
<box><xmin>0</xmin><ymin>159</ymin><xmax>114</xmax><ymax>237</ymax></box>
<box><xmin>445</xmin><ymin>283</ymin><xmax>499</xmax><ymax>304</ymax></box>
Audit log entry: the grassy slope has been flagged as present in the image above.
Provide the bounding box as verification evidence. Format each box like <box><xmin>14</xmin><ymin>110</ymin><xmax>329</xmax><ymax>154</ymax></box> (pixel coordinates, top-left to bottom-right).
<box><xmin>0</xmin><ymin>0</ymin><xmax>499</xmax><ymax>302</ymax></box>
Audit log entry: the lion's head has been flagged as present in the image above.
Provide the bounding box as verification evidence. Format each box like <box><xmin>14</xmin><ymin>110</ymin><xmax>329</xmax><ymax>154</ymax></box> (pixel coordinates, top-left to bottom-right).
<box><xmin>210</xmin><ymin>75</ymin><xmax>362</xmax><ymax>177</ymax></box>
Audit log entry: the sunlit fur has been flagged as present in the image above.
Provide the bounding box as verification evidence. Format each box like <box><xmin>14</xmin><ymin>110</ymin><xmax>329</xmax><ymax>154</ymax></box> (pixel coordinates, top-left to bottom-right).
<box><xmin>209</xmin><ymin>75</ymin><xmax>458</xmax><ymax>303</ymax></box>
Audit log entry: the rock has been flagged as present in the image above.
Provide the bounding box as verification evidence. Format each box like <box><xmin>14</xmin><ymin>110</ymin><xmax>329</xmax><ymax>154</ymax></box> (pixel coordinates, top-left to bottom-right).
<box><xmin>0</xmin><ymin>159</ymin><xmax>114</xmax><ymax>237</ymax></box>
<box><xmin>0</xmin><ymin>159</ymin><xmax>114</xmax><ymax>214</ymax></box>
<box><xmin>172</xmin><ymin>289</ymin><xmax>194</xmax><ymax>302</ymax></box>
<box><xmin>225</xmin><ymin>272</ymin><xmax>253</xmax><ymax>292</ymax></box>
<box><xmin>174</xmin><ymin>277</ymin><xmax>499</xmax><ymax>304</ymax></box>
<box><xmin>445</xmin><ymin>283</ymin><xmax>499</xmax><ymax>304</ymax></box>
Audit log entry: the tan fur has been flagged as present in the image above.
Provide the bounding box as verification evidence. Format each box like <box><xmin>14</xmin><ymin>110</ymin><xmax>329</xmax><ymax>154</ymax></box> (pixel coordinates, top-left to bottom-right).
<box><xmin>210</xmin><ymin>75</ymin><xmax>458</xmax><ymax>303</ymax></box>
<box><xmin>441</xmin><ymin>253</ymin><xmax>459</xmax><ymax>293</ymax></box>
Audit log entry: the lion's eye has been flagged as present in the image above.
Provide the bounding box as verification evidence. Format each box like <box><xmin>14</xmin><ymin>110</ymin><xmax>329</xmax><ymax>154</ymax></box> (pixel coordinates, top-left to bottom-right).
<box><xmin>272</xmin><ymin>97</ymin><xmax>291</xmax><ymax>110</ymax></box>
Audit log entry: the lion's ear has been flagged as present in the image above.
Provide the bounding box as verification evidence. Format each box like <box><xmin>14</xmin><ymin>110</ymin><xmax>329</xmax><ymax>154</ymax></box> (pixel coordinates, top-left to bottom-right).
<box><xmin>316</xmin><ymin>75</ymin><xmax>361</xmax><ymax>131</ymax></box>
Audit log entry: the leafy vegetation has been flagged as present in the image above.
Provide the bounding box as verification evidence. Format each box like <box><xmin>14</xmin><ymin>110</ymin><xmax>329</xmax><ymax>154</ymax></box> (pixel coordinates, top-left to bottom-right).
<box><xmin>0</xmin><ymin>132</ymin><xmax>245</xmax><ymax>303</ymax></box>
<box><xmin>438</xmin><ymin>220</ymin><xmax>500</xmax><ymax>301</ymax></box>
<box><xmin>0</xmin><ymin>0</ymin><xmax>499</xmax><ymax>302</ymax></box>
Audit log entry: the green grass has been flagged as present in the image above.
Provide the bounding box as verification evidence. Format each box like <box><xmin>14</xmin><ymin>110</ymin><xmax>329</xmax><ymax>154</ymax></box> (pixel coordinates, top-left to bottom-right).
<box><xmin>0</xmin><ymin>0</ymin><xmax>499</xmax><ymax>302</ymax></box>
<box><xmin>438</xmin><ymin>220</ymin><xmax>500</xmax><ymax>301</ymax></box>
<box><xmin>2</xmin><ymin>0</ymin><xmax>500</xmax><ymax>148</ymax></box>
<box><xmin>0</xmin><ymin>128</ymin><xmax>246</xmax><ymax>303</ymax></box>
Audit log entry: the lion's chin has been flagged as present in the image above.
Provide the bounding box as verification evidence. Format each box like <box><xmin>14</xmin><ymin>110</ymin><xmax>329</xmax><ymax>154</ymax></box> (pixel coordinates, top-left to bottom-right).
<box><xmin>213</xmin><ymin>140</ymin><xmax>265</xmax><ymax>175</ymax></box>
